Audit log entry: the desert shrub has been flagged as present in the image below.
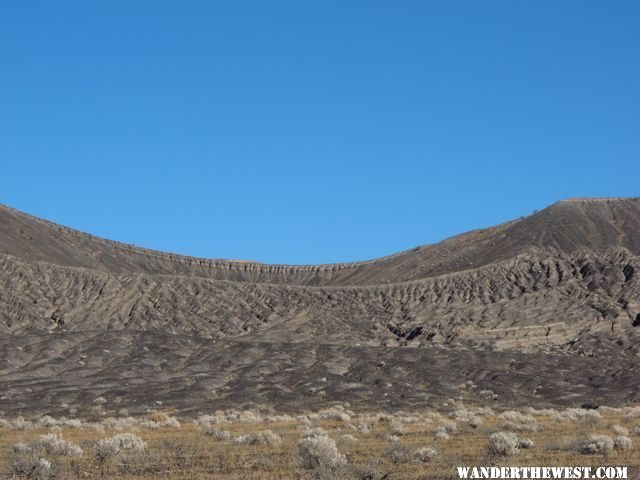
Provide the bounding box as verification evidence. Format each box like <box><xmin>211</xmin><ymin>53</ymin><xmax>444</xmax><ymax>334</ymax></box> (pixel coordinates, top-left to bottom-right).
<box><xmin>94</xmin><ymin>439</ymin><xmax>120</xmax><ymax>463</ymax></box>
<box><xmin>614</xmin><ymin>436</ymin><xmax>632</xmax><ymax>451</ymax></box>
<box><xmin>147</xmin><ymin>417</ymin><xmax>180</xmax><ymax>428</ymax></box>
<box><xmin>577</xmin><ymin>410</ymin><xmax>602</xmax><ymax>427</ymax></box>
<box><xmin>298</xmin><ymin>417</ymin><xmax>313</xmax><ymax>428</ymax></box>
<box><xmin>356</xmin><ymin>421</ymin><xmax>371</xmax><ymax>434</ymax></box>
<box><xmin>101</xmin><ymin>416</ymin><xmax>139</xmax><ymax>431</ymax></box>
<box><xmin>549</xmin><ymin>408</ymin><xmax>601</xmax><ymax>426</ymax></box>
<box><xmin>297</xmin><ymin>427</ymin><xmax>346</xmax><ymax>475</ymax></box>
<box><xmin>453</xmin><ymin>409</ymin><xmax>483</xmax><ymax>428</ymax></box>
<box><xmin>498</xmin><ymin>411</ymin><xmax>540</xmax><ymax>431</ymax></box>
<box><xmin>233</xmin><ymin>432</ymin><xmax>256</xmax><ymax>445</ymax></box>
<box><xmin>620</xmin><ymin>406</ymin><xmax>640</xmax><ymax>418</ymax></box>
<box><xmin>384</xmin><ymin>442</ymin><xmax>413</xmax><ymax>464</ymax></box>
<box><xmin>547</xmin><ymin>409</ymin><xmax>574</xmax><ymax>421</ymax></box>
<box><xmin>376</xmin><ymin>413</ymin><xmax>393</xmax><ymax>424</ymax></box>
<box><xmin>143</xmin><ymin>416</ymin><xmax>180</xmax><ymax>428</ymax></box>
<box><xmin>634</xmin><ymin>426</ymin><xmax>640</xmax><ymax>435</ymax></box>
<box><xmin>265</xmin><ymin>413</ymin><xmax>293</xmax><ymax>423</ymax></box>
<box><xmin>498</xmin><ymin>411</ymin><xmax>528</xmax><ymax>423</ymax></box>
<box><xmin>488</xmin><ymin>432</ymin><xmax>520</xmax><ymax>456</ymax></box>
<box><xmin>195</xmin><ymin>414</ymin><xmax>223</xmax><ymax>427</ymax></box>
<box><xmin>398</xmin><ymin>415</ymin><xmax>425</xmax><ymax>425</ymax></box>
<box><xmin>11</xmin><ymin>455</ymin><xmax>56</xmax><ymax>480</ymax></box>
<box><xmin>143</xmin><ymin>411</ymin><xmax>181</xmax><ymax>428</ymax></box>
<box><xmin>37</xmin><ymin>433</ymin><xmax>83</xmax><ymax>456</ymax></box>
<box><xmin>223</xmin><ymin>409</ymin><xmax>264</xmax><ymax>423</ymax></box>
<box><xmin>12</xmin><ymin>434</ymin><xmax>83</xmax><ymax>462</ymax></box>
<box><xmin>110</xmin><ymin>433</ymin><xmax>147</xmax><ymax>450</ymax></box>
<box><xmin>392</xmin><ymin>410</ymin><xmax>426</xmax><ymax>425</ymax></box>
<box><xmin>59</xmin><ymin>418</ymin><xmax>83</xmax><ymax>428</ymax></box>
<box><xmin>414</xmin><ymin>447</ymin><xmax>437</xmax><ymax>463</ymax></box>
<box><xmin>389</xmin><ymin>420</ymin><xmax>406</xmax><ymax>436</ymax></box>
<box><xmin>477</xmin><ymin>406</ymin><xmax>495</xmax><ymax>416</ymax></box>
<box><xmin>13</xmin><ymin>442</ymin><xmax>33</xmax><ymax>454</ymax></box>
<box><xmin>439</xmin><ymin>419</ymin><xmax>457</xmax><ymax>433</ymax></box>
<box><xmin>578</xmin><ymin>435</ymin><xmax>614</xmax><ymax>455</ymax></box>
<box><xmin>115</xmin><ymin>449</ymin><xmax>155</xmax><ymax>475</ymax></box>
<box><xmin>319</xmin><ymin>407</ymin><xmax>351</xmax><ymax>422</ymax></box>
<box><xmin>37</xmin><ymin>415</ymin><xmax>58</xmax><ymax>428</ymax></box>
<box><xmin>234</xmin><ymin>429</ymin><xmax>281</xmax><ymax>445</ymax></box>
<box><xmin>146</xmin><ymin>410</ymin><xmax>170</xmax><ymax>423</ymax></box>
<box><xmin>611</xmin><ymin>424</ymin><xmax>629</xmax><ymax>435</ymax></box>
<box><xmin>201</xmin><ymin>427</ymin><xmax>231</xmax><ymax>440</ymax></box>
<box><xmin>263</xmin><ymin>430</ymin><xmax>283</xmax><ymax>445</ymax></box>
<box><xmin>518</xmin><ymin>438</ymin><xmax>534</xmax><ymax>449</ymax></box>
<box><xmin>10</xmin><ymin>416</ymin><xmax>33</xmax><ymax>430</ymax></box>
<box><xmin>434</xmin><ymin>428</ymin><xmax>450</xmax><ymax>441</ymax></box>
<box><xmin>91</xmin><ymin>423</ymin><xmax>106</xmax><ymax>434</ymax></box>
<box><xmin>341</xmin><ymin>434</ymin><xmax>357</xmax><ymax>445</ymax></box>
<box><xmin>94</xmin><ymin>433</ymin><xmax>147</xmax><ymax>462</ymax></box>
<box><xmin>598</xmin><ymin>407</ymin><xmax>621</xmax><ymax>415</ymax></box>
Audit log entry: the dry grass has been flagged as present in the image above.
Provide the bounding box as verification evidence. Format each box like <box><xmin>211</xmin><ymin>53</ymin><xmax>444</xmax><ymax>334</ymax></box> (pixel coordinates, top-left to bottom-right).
<box><xmin>1</xmin><ymin>405</ymin><xmax>639</xmax><ymax>479</ymax></box>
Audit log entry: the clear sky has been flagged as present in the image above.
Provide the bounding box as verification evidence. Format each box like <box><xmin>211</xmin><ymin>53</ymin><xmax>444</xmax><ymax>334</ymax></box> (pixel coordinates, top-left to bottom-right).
<box><xmin>1</xmin><ymin>1</ymin><xmax>638</xmax><ymax>264</ymax></box>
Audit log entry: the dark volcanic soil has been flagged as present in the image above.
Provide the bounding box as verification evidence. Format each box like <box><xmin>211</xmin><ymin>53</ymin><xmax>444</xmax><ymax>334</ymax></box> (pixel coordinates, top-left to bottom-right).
<box><xmin>0</xmin><ymin>197</ymin><xmax>638</xmax><ymax>416</ymax></box>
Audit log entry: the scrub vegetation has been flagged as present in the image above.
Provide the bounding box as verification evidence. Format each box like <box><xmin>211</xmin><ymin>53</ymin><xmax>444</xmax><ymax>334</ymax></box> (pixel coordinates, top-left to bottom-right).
<box><xmin>1</xmin><ymin>404</ymin><xmax>639</xmax><ymax>479</ymax></box>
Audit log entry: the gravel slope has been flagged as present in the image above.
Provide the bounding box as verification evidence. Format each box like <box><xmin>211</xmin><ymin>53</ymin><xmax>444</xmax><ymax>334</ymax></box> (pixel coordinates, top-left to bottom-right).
<box><xmin>0</xmin><ymin>197</ymin><xmax>638</xmax><ymax>415</ymax></box>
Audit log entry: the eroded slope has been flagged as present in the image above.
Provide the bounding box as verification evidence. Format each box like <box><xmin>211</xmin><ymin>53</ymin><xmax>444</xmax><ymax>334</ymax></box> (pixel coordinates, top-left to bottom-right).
<box><xmin>1</xmin><ymin>198</ymin><xmax>638</xmax><ymax>286</ymax></box>
<box><xmin>0</xmin><ymin>197</ymin><xmax>639</xmax><ymax>414</ymax></box>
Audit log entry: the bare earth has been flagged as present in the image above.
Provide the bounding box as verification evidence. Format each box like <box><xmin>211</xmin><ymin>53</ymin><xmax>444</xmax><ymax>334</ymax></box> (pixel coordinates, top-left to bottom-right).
<box><xmin>0</xmin><ymin>197</ymin><xmax>639</xmax><ymax>417</ymax></box>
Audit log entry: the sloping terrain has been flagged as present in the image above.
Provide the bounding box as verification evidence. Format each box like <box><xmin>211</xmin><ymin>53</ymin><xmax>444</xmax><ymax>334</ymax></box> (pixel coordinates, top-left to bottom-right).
<box><xmin>2</xmin><ymin>198</ymin><xmax>638</xmax><ymax>285</ymax></box>
<box><xmin>0</xmin><ymin>197</ymin><xmax>638</xmax><ymax>416</ymax></box>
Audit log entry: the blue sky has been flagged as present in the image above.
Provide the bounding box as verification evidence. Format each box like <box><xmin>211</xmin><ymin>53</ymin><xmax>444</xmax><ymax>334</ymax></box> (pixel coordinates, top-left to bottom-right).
<box><xmin>1</xmin><ymin>1</ymin><xmax>638</xmax><ymax>264</ymax></box>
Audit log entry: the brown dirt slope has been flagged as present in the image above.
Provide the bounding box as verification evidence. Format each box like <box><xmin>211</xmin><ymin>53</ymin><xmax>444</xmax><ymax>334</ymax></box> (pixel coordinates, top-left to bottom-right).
<box><xmin>0</xmin><ymin>197</ymin><xmax>638</xmax><ymax>415</ymax></box>
<box><xmin>1</xmin><ymin>197</ymin><xmax>638</xmax><ymax>285</ymax></box>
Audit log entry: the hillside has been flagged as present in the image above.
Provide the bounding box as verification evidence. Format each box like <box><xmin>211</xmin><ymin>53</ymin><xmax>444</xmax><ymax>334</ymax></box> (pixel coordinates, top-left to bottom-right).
<box><xmin>1</xmin><ymin>198</ymin><xmax>638</xmax><ymax>285</ymax></box>
<box><xmin>0</xmin><ymin>197</ymin><xmax>638</xmax><ymax>415</ymax></box>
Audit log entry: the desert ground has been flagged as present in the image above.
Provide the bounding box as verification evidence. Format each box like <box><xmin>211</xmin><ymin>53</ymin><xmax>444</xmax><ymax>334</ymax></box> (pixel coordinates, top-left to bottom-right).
<box><xmin>1</xmin><ymin>405</ymin><xmax>639</xmax><ymax>479</ymax></box>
